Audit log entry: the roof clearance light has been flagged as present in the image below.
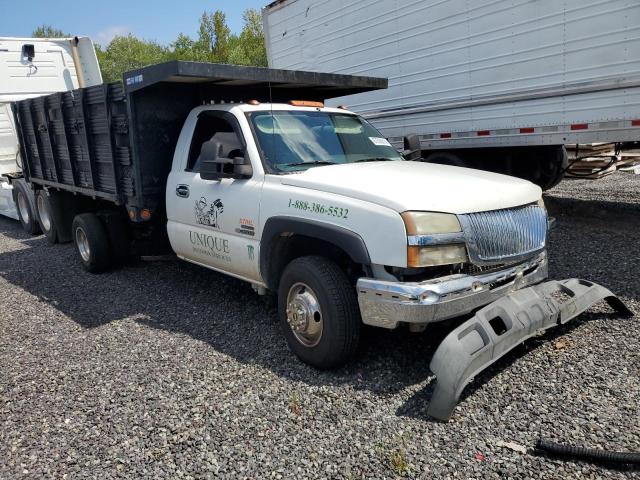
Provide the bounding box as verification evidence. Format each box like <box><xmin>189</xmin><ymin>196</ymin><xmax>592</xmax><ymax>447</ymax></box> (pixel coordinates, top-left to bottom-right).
<box><xmin>289</xmin><ymin>100</ymin><xmax>324</xmax><ymax>108</ymax></box>
<box><xmin>247</xmin><ymin>99</ymin><xmax>260</xmax><ymax>105</ymax></box>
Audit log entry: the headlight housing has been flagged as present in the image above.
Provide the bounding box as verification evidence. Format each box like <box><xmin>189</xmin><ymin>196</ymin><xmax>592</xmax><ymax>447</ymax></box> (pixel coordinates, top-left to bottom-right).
<box><xmin>401</xmin><ymin>211</ymin><xmax>468</xmax><ymax>267</ymax></box>
<box><xmin>401</xmin><ymin>211</ymin><xmax>462</xmax><ymax>235</ymax></box>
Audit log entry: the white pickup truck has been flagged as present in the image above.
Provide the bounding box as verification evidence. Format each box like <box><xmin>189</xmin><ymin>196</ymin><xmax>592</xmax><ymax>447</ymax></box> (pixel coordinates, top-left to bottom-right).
<box><xmin>12</xmin><ymin>62</ymin><xmax>628</xmax><ymax>418</ymax></box>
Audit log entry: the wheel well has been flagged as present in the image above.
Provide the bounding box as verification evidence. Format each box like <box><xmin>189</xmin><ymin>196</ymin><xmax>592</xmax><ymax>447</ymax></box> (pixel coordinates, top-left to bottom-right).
<box><xmin>260</xmin><ymin>216</ymin><xmax>371</xmax><ymax>291</ymax></box>
<box><xmin>263</xmin><ymin>233</ymin><xmax>366</xmax><ymax>291</ymax></box>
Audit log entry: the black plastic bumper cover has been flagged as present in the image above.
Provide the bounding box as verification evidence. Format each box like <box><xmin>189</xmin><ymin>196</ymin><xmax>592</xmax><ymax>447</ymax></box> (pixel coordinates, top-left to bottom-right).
<box><xmin>427</xmin><ymin>278</ymin><xmax>633</xmax><ymax>421</ymax></box>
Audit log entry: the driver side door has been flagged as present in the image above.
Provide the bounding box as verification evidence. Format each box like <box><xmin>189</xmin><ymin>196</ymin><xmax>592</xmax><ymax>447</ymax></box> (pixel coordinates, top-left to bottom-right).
<box><xmin>167</xmin><ymin>111</ymin><xmax>262</xmax><ymax>283</ymax></box>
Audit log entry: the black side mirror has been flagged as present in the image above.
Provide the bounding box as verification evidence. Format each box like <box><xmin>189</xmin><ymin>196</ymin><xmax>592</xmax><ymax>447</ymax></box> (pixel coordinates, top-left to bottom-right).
<box><xmin>199</xmin><ymin>141</ymin><xmax>252</xmax><ymax>180</ymax></box>
<box><xmin>22</xmin><ymin>44</ymin><xmax>35</xmax><ymax>61</ymax></box>
<box><xmin>402</xmin><ymin>134</ymin><xmax>422</xmax><ymax>161</ymax></box>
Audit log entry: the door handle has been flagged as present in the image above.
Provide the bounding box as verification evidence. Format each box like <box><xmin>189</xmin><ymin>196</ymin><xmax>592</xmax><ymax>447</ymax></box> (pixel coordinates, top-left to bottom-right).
<box><xmin>176</xmin><ymin>184</ymin><xmax>190</xmax><ymax>198</ymax></box>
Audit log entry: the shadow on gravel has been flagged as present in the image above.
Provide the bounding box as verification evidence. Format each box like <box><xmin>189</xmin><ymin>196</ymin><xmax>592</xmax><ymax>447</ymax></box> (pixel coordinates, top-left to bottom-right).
<box><xmin>0</xmin><ymin>217</ymin><xmax>443</xmax><ymax>397</ymax></box>
<box><xmin>0</xmin><ymin>212</ymin><xmax>638</xmax><ymax>418</ymax></box>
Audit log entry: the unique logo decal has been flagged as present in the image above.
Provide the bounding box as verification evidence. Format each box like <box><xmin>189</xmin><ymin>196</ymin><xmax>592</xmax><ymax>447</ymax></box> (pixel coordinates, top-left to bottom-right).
<box><xmin>247</xmin><ymin>245</ymin><xmax>255</xmax><ymax>261</ymax></box>
<box><xmin>195</xmin><ymin>197</ymin><xmax>224</xmax><ymax>229</ymax></box>
<box><xmin>189</xmin><ymin>231</ymin><xmax>231</xmax><ymax>263</ymax></box>
<box><xmin>235</xmin><ymin>217</ymin><xmax>255</xmax><ymax>236</ymax></box>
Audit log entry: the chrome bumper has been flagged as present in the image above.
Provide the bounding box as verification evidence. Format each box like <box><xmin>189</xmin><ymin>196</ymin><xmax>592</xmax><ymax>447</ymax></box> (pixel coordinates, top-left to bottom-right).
<box><xmin>356</xmin><ymin>252</ymin><xmax>548</xmax><ymax>329</ymax></box>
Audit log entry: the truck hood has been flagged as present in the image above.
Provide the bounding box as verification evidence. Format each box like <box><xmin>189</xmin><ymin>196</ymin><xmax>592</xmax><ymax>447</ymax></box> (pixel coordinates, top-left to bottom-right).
<box><xmin>280</xmin><ymin>161</ymin><xmax>542</xmax><ymax>214</ymax></box>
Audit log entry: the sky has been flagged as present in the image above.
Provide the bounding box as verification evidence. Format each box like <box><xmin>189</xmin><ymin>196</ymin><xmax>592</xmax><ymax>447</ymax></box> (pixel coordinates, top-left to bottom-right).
<box><xmin>0</xmin><ymin>0</ymin><xmax>268</xmax><ymax>46</ymax></box>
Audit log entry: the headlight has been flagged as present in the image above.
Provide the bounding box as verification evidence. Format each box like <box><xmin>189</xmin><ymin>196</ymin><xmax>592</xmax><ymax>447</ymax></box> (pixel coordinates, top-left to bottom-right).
<box><xmin>407</xmin><ymin>244</ymin><xmax>468</xmax><ymax>267</ymax></box>
<box><xmin>401</xmin><ymin>211</ymin><xmax>467</xmax><ymax>267</ymax></box>
<box><xmin>401</xmin><ymin>211</ymin><xmax>461</xmax><ymax>235</ymax></box>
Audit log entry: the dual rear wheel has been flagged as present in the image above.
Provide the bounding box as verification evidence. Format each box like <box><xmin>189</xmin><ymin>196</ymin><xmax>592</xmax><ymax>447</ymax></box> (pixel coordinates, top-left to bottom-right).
<box><xmin>72</xmin><ymin>212</ymin><xmax>131</xmax><ymax>273</ymax></box>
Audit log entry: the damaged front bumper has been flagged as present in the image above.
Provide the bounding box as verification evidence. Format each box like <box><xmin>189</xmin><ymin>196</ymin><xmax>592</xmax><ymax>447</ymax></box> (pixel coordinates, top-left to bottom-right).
<box><xmin>357</xmin><ymin>252</ymin><xmax>548</xmax><ymax>329</ymax></box>
<box><xmin>427</xmin><ymin>278</ymin><xmax>632</xmax><ymax>421</ymax></box>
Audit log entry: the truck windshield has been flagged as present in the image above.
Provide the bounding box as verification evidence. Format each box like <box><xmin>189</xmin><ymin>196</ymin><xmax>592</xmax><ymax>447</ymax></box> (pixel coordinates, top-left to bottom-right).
<box><xmin>247</xmin><ymin>111</ymin><xmax>403</xmax><ymax>172</ymax></box>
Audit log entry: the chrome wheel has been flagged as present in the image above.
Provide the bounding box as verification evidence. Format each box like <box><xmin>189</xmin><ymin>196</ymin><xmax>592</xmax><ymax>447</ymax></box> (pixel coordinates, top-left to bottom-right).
<box><xmin>75</xmin><ymin>227</ymin><xmax>91</xmax><ymax>262</ymax></box>
<box><xmin>286</xmin><ymin>282</ymin><xmax>323</xmax><ymax>347</ymax></box>
<box><xmin>36</xmin><ymin>194</ymin><xmax>51</xmax><ymax>232</ymax></box>
<box><xmin>17</xmin><ymin>191</ymin><xmax>30</xmax><ymax>224</ymax></box>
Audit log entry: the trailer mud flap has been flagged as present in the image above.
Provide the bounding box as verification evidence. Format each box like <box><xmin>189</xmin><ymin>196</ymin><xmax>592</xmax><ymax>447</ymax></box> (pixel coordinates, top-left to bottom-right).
<box><xmin>427</xmin><ymin>279</ymin><xmax>632</xmax><ymax>421</ymax></box>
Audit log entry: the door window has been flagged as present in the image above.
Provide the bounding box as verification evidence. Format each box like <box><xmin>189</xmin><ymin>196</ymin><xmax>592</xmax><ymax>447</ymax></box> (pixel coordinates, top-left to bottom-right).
<box><xmin>187</xmin><ymin>114</ymin><xmax>243</xmax><ymax>172</ymax></box>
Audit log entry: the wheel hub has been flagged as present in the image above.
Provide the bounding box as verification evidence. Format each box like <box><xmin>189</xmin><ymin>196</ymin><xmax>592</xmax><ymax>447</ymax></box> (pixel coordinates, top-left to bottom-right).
<box><xmin>286</xmin><ymin>283</ymin><xmax>323</xmax><ymax>347</ymax></box>
<box><xmin>75</xmin><ymin>227</ymin><xmax>91</xmax><ymax>262</ymax></box>
<box><xmin>37</xmin><ymin>194</ymin><xmax>51</xmax><ymax>232</ymax></box>
<box><xmin>17</xmin><ymin>191</ymin><xmax>29</xmax><ymax>224</ymax></box>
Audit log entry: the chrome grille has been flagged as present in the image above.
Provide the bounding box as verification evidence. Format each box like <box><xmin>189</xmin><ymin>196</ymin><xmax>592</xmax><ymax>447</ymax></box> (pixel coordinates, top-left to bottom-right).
<box><xmin>460</xmin><ymin>204</ymin><xmax>547</xmax><ymax>264</ymax></box>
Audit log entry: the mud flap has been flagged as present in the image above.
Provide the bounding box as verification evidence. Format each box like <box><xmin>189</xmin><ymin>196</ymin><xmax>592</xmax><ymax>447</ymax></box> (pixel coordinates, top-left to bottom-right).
<box><xmin>427</xmin><ymin>279</ymin><xmax>633</xmax><ymax>421</ymax></box>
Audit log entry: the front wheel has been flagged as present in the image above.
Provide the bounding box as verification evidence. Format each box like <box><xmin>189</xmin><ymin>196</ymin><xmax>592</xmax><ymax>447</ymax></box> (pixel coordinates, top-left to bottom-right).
<box><xmin>278</xmin><ymin>256</ymin><xmax>361</xmax><ymax>369</ymax></box>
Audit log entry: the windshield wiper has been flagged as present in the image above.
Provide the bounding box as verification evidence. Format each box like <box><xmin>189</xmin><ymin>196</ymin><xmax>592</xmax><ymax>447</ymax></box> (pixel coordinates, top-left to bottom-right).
<box><xmin>282</xmin><ymin>161</ymin><xmax>338</xmax><ymax>167</ymax></box>
<box><xmin>354</xmin><ymin>157</ymin><xmax>394</xmax><ymax>163</ymax></box>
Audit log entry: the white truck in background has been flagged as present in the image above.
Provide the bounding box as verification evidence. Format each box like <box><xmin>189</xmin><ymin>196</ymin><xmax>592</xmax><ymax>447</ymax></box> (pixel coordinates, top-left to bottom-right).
<box><xmin>0</xmin><ymin>36</ymin><xmax>102</xmax><ymax>232</ymax></box>
<box><xmin>263</xmin><ymin>0</ymin><xmax>640</xmax><ymax>189</ymax></box>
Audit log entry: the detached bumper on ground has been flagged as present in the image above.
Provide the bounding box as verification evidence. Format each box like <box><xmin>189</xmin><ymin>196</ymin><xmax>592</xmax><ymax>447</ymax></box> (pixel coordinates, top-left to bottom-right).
<box><xmin>356</xmin><ymin>252</ymin><xmax>548</xmax><ymax>329</ymax></box>
<box><xmin>427</xmin><ymin>278</ymin><xmax>633</xmax><ymax>421</ymax></box>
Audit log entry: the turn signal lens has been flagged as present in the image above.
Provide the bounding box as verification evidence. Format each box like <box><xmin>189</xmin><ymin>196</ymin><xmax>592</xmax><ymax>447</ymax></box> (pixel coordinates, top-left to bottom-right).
<box><xmin>140</xmin><ymin>209</ymin><xmax>152</xmax><ymax>220</ymax></box>
<box><xmin>407</xmin><ymin>244</ymin><xmax>468</xmax><ymax>267</ymax></box>
<box><xmin>401</xmin><ymin>211</ymin><xmax>461</xmax><ymax>235</ymax></box>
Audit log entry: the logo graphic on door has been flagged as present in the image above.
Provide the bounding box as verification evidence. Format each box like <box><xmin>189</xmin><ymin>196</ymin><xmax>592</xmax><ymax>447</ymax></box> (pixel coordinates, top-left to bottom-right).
<box><xmin>195</xmin><ymin>197</ymin><xmax>224</xmax><ymax>229</ymax></box>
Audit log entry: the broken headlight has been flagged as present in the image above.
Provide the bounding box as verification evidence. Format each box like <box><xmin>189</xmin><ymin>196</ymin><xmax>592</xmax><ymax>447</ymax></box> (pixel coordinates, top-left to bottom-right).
<box><xmin>401</xmin><ymin>211</ymin><xmax>468</xmax><ymax>267</ymax></box>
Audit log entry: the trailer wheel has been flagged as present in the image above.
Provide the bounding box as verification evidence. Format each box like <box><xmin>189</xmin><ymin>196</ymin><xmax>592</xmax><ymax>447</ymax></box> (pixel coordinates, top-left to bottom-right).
<box><xmin>278</xmin><ymin>256</ymin><xmax>360</xmax><ymax>369</ymax></box>
<box><xmin>72</xmin><ymin>213</ymin><xmax>111</xmax><ymax>273</ymax></box>
<box><xmin>35</xmin><ymin>191</ymin><xmax>59</xmax><ymax>244</ymax></box>
<box><xmin>12</xmin><ymin>181</ymin><xmax>41</xmax><ymax>235</ymax></box>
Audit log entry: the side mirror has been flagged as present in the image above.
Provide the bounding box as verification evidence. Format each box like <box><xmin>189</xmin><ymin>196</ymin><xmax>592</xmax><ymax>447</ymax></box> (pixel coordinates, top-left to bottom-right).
<box><xmin>402</xmin><ymin>134</ymin><xmax>422</xmax><ymax>161</ymax></box>
<box><xmin>199</xmin><ymin>143</ymin><xmax>252</xmax><ymax>181</ymax></box>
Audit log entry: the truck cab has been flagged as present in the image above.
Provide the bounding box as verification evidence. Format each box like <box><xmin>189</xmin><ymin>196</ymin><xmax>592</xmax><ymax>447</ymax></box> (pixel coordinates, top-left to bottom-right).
<box><xmin>165</xmin><ymin>100</ymin><xmax>548</xmax><ymax>368</ymax></box>
<box><xmin>0</xmin><ymin>36</ymin><xmax>101</xmax><ymax>232</ymax></box>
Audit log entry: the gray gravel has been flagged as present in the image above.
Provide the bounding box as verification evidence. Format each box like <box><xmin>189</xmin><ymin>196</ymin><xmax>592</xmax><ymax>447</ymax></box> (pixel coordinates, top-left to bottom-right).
<box><xmin>1</xmin><ymin>189</ymin><xmax>639</xmax><ymax>478</ymax></box>
<box><xmin>547</xmin><ymin>171</ymin><xmax>640</xmax><ymax>209</ymax></box>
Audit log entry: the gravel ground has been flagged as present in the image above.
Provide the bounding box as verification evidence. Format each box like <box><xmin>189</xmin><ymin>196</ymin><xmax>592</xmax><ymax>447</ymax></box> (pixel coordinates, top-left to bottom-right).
<box><xmin>546</xmin><ymin>171</ymin><xmax>640</xmax><ymax>209</ymax></box>
<box><xmin>1</xmin><ymin>192</ymin><xmax>639</xmax><ymax>478</ymax></box>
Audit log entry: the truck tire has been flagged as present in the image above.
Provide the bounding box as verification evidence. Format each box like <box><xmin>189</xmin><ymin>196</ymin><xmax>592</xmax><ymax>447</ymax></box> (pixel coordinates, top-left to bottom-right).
<box><xmin>72</xmin><ymin>213</ymin><xmax>111</xmax><ymax>273</ymax></box>
<box><xmin>99</xmin><ymin>210</ymin><xmax>131</xmax><ymax>266</ymax></box>
<box><xmin>278</xmin><ymin>256</ymin><xmax>361</xmax><ymax>369</ymax></box>
<box><xmin>12</xmin><ymin>181</ymin><xmax>41</xmax><ymax>235</ymax></box>
<box><xmin>35</xmin><ymin>191</ymin><xmax>59</xmax><ymax>244</ymax></box>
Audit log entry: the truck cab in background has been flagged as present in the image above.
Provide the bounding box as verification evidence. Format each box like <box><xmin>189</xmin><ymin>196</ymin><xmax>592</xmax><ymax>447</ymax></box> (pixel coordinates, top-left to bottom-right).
<box><xmin>0</xmin><ymin>36</ymin><xmax>102</xmax><ymax>231</ymax></box>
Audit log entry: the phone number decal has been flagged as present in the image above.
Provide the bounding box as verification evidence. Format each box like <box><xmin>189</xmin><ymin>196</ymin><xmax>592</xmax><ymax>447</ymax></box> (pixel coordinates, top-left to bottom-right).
<box><xmin>288</xmin><ymin>199</ymin><xmax>349</xmax><ymax>219</ymax></box>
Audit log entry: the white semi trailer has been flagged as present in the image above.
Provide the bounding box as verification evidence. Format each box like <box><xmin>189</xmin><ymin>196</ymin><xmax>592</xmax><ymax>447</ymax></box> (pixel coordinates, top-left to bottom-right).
<box><xmin>263</xmin><ymin>0</ymin><xmax>640</xmax><ymax>189</ymax></box>
<box><xmin>0</xmin><ymin>36</ymin><xmax>102</xmax><ymax>232</ymax></box>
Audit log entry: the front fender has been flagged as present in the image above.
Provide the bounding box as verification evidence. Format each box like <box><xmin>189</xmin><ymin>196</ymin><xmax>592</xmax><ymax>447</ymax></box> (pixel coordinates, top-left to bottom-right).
<box><xmin>260</xmin><ymin>215</ymin><xmax>370</xmax><ymax>289</ymax></box>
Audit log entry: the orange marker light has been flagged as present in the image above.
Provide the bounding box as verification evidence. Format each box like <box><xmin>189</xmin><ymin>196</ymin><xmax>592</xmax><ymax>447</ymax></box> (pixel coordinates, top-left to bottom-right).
<box><xmin>247</xmin><ymin>99</ymin><xmax>260</xmax><ymax>105</ymax></box>
<box><xmin>140</xmin><ymin>209</ymin><xmax>152</xmax><ymax>220</ymax></box>
<box><xmin>289</xmin><ymin>100</ymin><xmax>324</xmax><ymax>108</ymax></box>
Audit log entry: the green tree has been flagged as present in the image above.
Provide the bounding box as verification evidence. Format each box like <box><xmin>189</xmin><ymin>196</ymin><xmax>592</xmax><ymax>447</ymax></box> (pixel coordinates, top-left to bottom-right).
<box><xmin>30</xmin><ymin>9</ymin><xmax>269</xmax><ymax>84</ymax></box>
<box><xmin>195</xmin><ymin>10</ymin><xmax>232</xmax><ymax>63</ymax></box>
<box><xmin>97</xmin><ymin>34</ymin><xmax>171</xmax><ymax>82</ymax></box>
<box><xmin>228</xmin><ymin>9</ymin><xmax>268</xmax><ymax>66</ymax></box>
<box><xmin>32</xmin><ymin>25</ymin><xmax>70</xmax><ymax>38</ymax></box>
